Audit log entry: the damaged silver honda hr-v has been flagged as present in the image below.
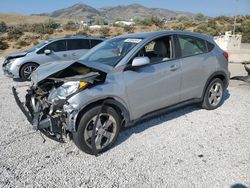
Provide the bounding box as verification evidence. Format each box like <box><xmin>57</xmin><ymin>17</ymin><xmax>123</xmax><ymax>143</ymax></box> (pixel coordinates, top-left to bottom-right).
<box><xmin>13</xmin><ymin>30</ymin><xmax>230</xmax><ymax>155</ymax></box>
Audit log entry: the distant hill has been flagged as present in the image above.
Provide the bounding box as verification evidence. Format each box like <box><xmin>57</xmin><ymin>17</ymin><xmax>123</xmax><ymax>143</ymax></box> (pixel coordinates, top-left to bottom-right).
<box><xmin>36</xmin><ymin>3</ymin><xmax>195</xmax><ymax>22</ymax></box>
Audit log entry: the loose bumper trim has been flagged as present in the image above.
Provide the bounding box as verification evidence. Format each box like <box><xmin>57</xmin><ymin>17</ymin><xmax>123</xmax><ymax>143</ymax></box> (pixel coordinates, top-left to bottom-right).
<box><xmin>12</xmin><ymin>87</ymin><xmax>33</xmax><ymax>124</ymax></box>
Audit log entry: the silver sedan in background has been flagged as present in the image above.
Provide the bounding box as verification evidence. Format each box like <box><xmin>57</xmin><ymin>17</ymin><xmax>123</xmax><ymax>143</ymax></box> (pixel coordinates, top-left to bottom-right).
<box><xmin>2</xmin><ymin>35</ymin><xmax>105</xmax><ymax>81</ymax></box>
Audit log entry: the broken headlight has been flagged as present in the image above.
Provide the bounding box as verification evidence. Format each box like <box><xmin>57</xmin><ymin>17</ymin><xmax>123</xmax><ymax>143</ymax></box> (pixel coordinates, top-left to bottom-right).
<box><xmin>48</xmin><ymin>81</ymin><xmax>88</xmax><ymax>101</ymax></box>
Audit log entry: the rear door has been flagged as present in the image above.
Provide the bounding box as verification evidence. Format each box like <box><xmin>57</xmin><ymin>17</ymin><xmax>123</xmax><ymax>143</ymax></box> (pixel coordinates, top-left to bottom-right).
<box><xmin>123</xmin><ymin>35</ymin><xmax>182</xmax><ymax>119</ymax></box>
<box><xmin>66</xmin><ymin>39</ymin><xmax>91</xmax><ymax>60</ymax></box>
<box><xmin>36</xmin><ymin>39</ymin><xmax>71</xmax><ymax>62</ymax></box>
<box><xmin>176</xmin><ymin>35</ymin><xmax>216</xmax><ymax>101</ymax></box>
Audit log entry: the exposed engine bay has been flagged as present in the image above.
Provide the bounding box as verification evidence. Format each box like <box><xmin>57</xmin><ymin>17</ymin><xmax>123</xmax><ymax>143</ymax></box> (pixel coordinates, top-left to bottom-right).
<box><xmin>15</xmin><ymin>62</ymin><xmax>107</xmax><ymax>142</ymax></box>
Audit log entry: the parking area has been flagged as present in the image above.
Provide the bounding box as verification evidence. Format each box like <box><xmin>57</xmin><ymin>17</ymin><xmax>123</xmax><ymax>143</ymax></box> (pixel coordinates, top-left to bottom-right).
<box><xmin>0</xmin><ymin>58</ymin><xmax>249</xmax><ymax>187</ymax></box>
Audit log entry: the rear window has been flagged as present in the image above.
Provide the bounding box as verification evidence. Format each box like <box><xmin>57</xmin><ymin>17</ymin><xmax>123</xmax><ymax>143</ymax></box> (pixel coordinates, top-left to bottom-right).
<box><xmin>67</xmin><ymin>39</ymin><xmax>90</xmax><ymax>50</ymax></box>
<box><xmin>90</xmin><ymin>39</ymin><xmax>103</xmax><ymax>48</ymax></box>
<box><xmin>178</xmin><ymin>35</ymin><xmax>208</xmax><ymax>57</ymax></box>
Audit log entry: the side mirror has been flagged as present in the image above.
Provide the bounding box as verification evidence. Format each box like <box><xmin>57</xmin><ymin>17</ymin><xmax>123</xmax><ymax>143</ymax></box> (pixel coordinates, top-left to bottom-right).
<box><xmin>132</xmin><ymin>57</ymin><xmax>150</xmax><ymax>67</ymax></box>
<box><xmin>44</xmin><ymin>49</ymin><xmax>51</xmax><ymax>55</ymax></box>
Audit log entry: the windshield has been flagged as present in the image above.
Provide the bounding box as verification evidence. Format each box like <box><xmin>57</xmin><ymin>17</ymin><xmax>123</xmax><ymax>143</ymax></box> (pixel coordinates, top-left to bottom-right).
<box><xmin>80</xmin><ymin>37</ymin><xmax>143</xmax><ymax>67</ymax></box>
<box><xmin>26</xmin><ymin>40</ymin><xmax>50</xmax><ymax>53</ymax></box>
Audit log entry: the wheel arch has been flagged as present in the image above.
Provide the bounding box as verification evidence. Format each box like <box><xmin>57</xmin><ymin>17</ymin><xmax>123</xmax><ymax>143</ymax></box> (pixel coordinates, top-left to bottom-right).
<box><xmin>19</xmin><ymin>62</ymin><xmax>39</xmax><ymax>78</ymax></box>
<box><xmin>75</xmin><ymin>97</ymin><xmax>130</xmax><ymax>132</ymax></box>
<box><xmin>202</xmin><ymin>71</ymin><xmax>228</xmax><ymax>99</ymax></box>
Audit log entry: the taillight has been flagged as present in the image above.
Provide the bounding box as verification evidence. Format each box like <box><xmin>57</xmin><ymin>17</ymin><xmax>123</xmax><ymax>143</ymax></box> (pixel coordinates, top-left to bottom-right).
<box><xmin>223</xmin><ymin>51</ymin><xmax>229</xmax><ymax>61</ymax></box>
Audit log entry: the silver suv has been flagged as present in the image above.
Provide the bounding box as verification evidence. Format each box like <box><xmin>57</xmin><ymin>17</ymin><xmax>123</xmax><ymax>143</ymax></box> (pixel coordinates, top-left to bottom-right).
<box><xmin>2</xmin><ymin>35</ymin><xmax>105</xmax><ymax>81</ymax></box>
<box><xmin>13</xmin><ymin>30</ymin><xmax>230</xmax><ymax>155</ymax></box>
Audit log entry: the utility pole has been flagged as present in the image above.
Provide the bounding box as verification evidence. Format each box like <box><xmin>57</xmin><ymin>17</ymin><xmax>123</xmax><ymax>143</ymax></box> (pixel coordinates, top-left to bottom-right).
<box><xmin>233</xmin><ymin>0</ymin><xmax>239</xmax><ymax>35</ymax></box>
<box><xmin>233</xmin><ymin>15</ymin><xmax>236</xmax><ymax>35</ymax></box>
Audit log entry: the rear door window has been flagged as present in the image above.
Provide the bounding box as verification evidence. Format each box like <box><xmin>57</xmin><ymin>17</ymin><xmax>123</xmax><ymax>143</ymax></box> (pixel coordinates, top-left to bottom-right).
<box><xmin>67</xmin><ymin>39</ymin><xmax>90</xmax><ymax>50</ymax></box>
<box><xmin>177</xmin><ymin>35</ymin><xmax>207</xmax><ymax>57</ymax></box>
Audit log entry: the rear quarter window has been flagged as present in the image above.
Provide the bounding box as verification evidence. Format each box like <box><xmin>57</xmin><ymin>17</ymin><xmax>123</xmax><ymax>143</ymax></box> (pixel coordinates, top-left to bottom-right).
<box><xmin>90</xmin><ymin>39</ymin><xmax>103</xmax><ymax>48</ymax></box>
<box><xmin>207</xmin><ymin>41</ymin><xmax>215</xmax><ymax>52</ymax></box>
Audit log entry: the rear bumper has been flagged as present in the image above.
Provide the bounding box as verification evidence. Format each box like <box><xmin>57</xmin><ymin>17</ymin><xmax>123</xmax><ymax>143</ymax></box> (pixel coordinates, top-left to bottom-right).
<box><xmin>12</xmin><ymin>86</ymin><xmax>65</xmax><ymax>142</ymax></box>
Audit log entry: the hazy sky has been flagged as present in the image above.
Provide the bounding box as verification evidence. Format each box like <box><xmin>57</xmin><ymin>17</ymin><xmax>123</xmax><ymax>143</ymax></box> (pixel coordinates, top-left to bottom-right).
<box><xmin>0</xmin><ymin>0</ymin><xmax>249</xmax><ymax>16</ymax></box>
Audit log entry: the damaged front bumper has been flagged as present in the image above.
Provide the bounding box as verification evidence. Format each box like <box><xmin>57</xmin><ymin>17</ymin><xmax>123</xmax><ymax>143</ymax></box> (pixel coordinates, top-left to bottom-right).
<box><xmin>12</xmin><ymin>86</ymin><xmax>79</xmax><ymax>143</ymax></box>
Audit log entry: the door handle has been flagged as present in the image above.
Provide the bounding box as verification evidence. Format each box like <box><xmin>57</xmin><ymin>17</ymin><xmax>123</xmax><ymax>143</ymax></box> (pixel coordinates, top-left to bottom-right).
<box><xmin>63</xmin><ymin>54</ymin><xmax>67</xmax><ymax>57</ymax></box>
<box><xmin>72</xmin><ymin>53</ymin><xmax>76</xmax><ymax>56</ymax></box>
<box><xmin>170</xmin><ymin>64</ymin><xmax>180</xmax><ymax>71</ymax></box>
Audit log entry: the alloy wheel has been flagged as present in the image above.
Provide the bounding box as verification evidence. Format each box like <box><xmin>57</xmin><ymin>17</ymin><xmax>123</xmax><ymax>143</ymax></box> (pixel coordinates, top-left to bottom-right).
<box><xmin>84</xmin><ymin>113</ymin><xmax>118</xmax><ymax>150</ymax></box>
<box><xmin>208</xmin><ymin>82</ymin><xmax>223</xmax><ymax>106</ymax></box>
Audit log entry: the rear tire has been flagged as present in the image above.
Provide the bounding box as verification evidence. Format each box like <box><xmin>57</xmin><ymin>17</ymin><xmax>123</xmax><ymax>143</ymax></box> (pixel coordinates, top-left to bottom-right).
<box><xmin>201</xmin><ymin>78</ymin><xmax>225</xmax><ymax>110</ymax></box>
<box><xmin>73</xmin><ymin>106</ymin><xmax>121</xmax><ymax>155</ymax></box>
<box><xmin>20</xmin><ymin>63</ymin><xmax>38</xmax><ymax>81</ymax></box>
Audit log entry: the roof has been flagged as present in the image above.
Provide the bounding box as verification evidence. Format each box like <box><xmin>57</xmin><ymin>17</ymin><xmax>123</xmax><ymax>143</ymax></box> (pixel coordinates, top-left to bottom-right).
<box><xmin>48</xmin><ymin>35</ymin><xmax>106</xmax><ymax>41</ymax></box>
<box><xmin>116</xmin><ymin>30</ymin><xmax>213</xmax><ymax>42</ymax></box>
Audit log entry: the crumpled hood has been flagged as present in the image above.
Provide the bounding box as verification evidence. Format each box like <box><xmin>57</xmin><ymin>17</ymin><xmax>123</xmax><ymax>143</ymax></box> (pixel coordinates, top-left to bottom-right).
<box><xmin>5</xmin><ymin>51</ymin><xmax>28</xmax><ymax>60</ymax></box>
<box><xmin>31</xmin><ymin>60</ymin><xmax>112</xmax><ymax>85</ymax></box>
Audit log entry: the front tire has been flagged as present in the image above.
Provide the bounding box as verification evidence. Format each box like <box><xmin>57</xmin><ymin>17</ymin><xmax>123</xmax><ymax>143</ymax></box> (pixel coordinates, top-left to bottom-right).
<box><xmin>73</xmin><ymin>106</ymin><xmax>121</xmax><ymax>155</ymax></box>
<box><xmin>201</xmin><ymin>78</ymin><xmax>225</xmax><ymax>110</ymax></box>
<box><xmin>20</xmin><ymin>63</ymin><xmax>38</xmax><ymax>81</ymax></box>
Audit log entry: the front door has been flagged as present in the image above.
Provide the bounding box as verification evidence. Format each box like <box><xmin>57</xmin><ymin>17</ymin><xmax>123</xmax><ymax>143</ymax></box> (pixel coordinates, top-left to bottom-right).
<box><xmin>37</xmin><ymin>40</ymin><xmax>72</xmax><ymax>63</ymax></box>
<box><xmin>123</xmin><ymin>35</ymin><xmax>182</xmax><ymax>119</ymax></box>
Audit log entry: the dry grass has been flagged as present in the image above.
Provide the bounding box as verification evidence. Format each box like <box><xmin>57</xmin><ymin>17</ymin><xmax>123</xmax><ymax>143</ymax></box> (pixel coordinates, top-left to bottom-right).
<box><xmin>0</xmin><ymin>13</ymin><xmax>69</xmax><ymax>25</ymax></box>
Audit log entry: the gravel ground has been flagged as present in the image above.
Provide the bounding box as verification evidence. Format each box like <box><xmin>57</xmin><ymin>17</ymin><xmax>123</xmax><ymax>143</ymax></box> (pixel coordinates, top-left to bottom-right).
<box><xmin>0</xmin><ymin>59</ymin><xmax>249</xmax><ymax>188</ymax></box>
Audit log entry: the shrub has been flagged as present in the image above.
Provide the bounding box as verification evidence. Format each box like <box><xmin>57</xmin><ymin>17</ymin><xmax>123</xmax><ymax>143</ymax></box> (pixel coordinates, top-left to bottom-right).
<box><xmin>193</xmin><ymin>13</ymin><xmax>207</xmax><ymax>22</ymax></box>
<box><xmin>16</xmin><ymin>39</ymin><xmax>29</xmax><ymax>47</ymax></box>
<box><xmin>31</xmin><ymin>23</ymin><xmax>53</xmax><ymax>34</ymax></box>
<box><xmin>0</xmin><ymin>40</ymin><xmax>9</xmax><ymax>50</ymax></box>
<box><xmin>7</xmin><ymin>27</ymin><xmax>23</xmax><ymax>40</ymax></box>
<box><xmin>99</xmin><ymin>27</ymin><xmax>110</xmax><ymax>36</ymax></box>
<box><xmin>76</xmin><ymin>30</ymin><xmax>88</xmax><ymax>36</ymax></box>
<box><xmin>123</xmin><ymin>25</ymin><xmax>135</xmax><ymax>33</ymax></box>
<box><xmin>63</xmin><ymin>21</ymin><xmax>79</xmax><ymax>31</ymax></box>
<box><xmin>0</xmin><ymin>21</ymin><xmax>7</xmax><ymax>33</ymax></box>
<box><xmin>45</xmin><ymin>19</ymin><xmax>60</xmax><ymax>30</ymax></box>
<box><xmin>172</xmin><ymin>23</ymin><xmax>186</xmax><ymax>31</ymax></box>
<box><xmin>30</xmin><ymin>20</ymin><xmax>59</xmax><ymax>34</ymax></box>
<box><xmin>151</xmin><ymin>16</ymin><xmax>164</xmax><ymax>28</ymax></box>
<box><xmin>138</xmin><ymin>19</ymin><xmax>153</xmax><ymax>26</ymax></box>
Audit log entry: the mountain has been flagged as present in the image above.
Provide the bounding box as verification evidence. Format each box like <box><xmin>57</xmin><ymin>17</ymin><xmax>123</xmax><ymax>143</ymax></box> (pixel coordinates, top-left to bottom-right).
<box><xmin>38</xmin><ymin>3</ymin><xmax>103</xmax><ymax>20</ymax></box>
<box><xmin>37</xmin><ymin>3</ymin><xmax>195</xmax><ymax>22</ymax></box>
<box><xmin>100</xmin><ymin>4</ymin><xmax>193</xmax><ymax>21</ymax></box>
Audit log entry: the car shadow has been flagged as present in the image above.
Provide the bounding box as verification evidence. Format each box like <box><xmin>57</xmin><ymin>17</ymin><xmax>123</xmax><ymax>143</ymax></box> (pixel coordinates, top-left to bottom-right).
<box><xmin>114</xmin><ymin>89</ymin><xmax>230</xmax><ymax>148</ymax></box>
